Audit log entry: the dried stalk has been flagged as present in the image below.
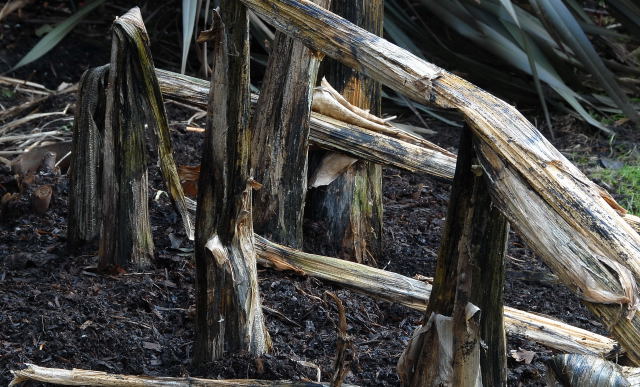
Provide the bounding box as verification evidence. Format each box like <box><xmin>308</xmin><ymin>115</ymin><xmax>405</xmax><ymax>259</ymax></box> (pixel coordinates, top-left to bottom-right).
<box><xmin>9</xmin><ymin>363</ymin><xmax>354</xmax><ymax>387</ymax></box>
<box><xmin>100</xmin><ymin>8</ymin><xmax>155</xmax><ymax>269</ymax></box>
<box><xmin>306</xmin><ymin>0</ymin><xmax>384</xmax><ymax>265</ymax></box>
<box><xmin>193</xmin><ymin>7</ymin><xmax>270</xmax><ymax>362</ymax></box>
<box><xmin>156</xmin><ymin>69</ymin><xmax>457</xmax><ymax>180</ymax></box>
<box><xmin>68</xmin><ymin>65</ymin><xmax>108</xmax><ymax>247</ymax></box>
<box><xmin>254</xmin><ymin>235</ymin><xmax>618</xmax><ymax>357</ymax></box>
<box><xmin>249</xmin><ymin>0</ymin><xmax>330</xmax><ymax>248</ymax></box>
<box><xmin>238</xmin><ymin>0</ymin><xmax>640</xmax><ymax>364</ymax></box>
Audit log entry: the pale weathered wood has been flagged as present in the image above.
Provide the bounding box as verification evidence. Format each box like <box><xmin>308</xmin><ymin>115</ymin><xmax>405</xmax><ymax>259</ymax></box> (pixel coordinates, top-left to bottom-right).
<box><xmin>307</xmin><ymin>0</ymin><xmax>384</xmax><ymax>265</ymax></box>
<box><xmin>155</xmin><ymin>70</ymin><xmax>457</xmax><ymax>180</ymax></box>
<box><xmin>155</xmin><ymin>69</ymin><xmax>640</xmax><ymax>227</ymax></box>
<box><xmin>238</xmin><ymin>0</ymin><xmax>640</xmax><ymax>364</ymax></box>
<box><xmin>249</xmin><ymin>0</ymin><xmax>329</xmax><ymax>248</ymax></box>
<box><xmin>193</xmin><ymin>6</ymin><xmax>270</xmax><ymax>363</ymax></box>
<box><xmin>9</xmin><ymin>363</ymin><xmax>354</xmax><ymax>387</ymax></box>
<box><xmin>254</xmin><ymin>235</ymin><xmax>618</xmax><ymax>357</ymax></box>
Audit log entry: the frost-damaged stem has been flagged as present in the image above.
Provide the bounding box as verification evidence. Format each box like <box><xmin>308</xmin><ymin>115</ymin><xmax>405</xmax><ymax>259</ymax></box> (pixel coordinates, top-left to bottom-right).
<box><xmin>125</xmin><ymin>9</ymin><xmax>195</xmax><ymax>241</ymax></box>
<box><xmin>155</xmin><ymin>69</ymin><xmax>457</xmax><ymax>181</ymax></box>
<box><xmin>249</xmin><ymin>0</ymin><xmax>330</xmax><ymax>249</ymax></box>
<box><xmin>8</xmin><ymin>363</ymin><xmax>354</xmax><ymax>386</ymax></box>
<box><xmin>307</xmin><ymin>0</ymin><xmax>383</xmax><ymax>265</ymax></box>
<box><xmin>70</xmin><ymin>11</ymin><xmax>194</xmax><ymax>251</ymax></box>
<box><xmin>239</xmin><ymin>0</ymin><xmax>640</xmax><ymax>364</ymax></box>
<box><xmin>193</xmin><ymin>7</ymin><xmax>270</xmax><ymax>363</ymax></box>
<box><xmin>401</xmin><ymin>128</ymin><xmax>506</xmax><ymax>386</ymax></box>
<box><xmin>68</xmin><ymin>65</ymin><xmax>108</xmax><ymax>248</ymax></box>
<box><xmin>156</xmin><ymin>69</ymin><xmax>640</xmax><ymax>232</ymax></box>
<box><xmin>254</xmin><ymin>235</ymin><xmax>617</xmax><ymax>358</ymax></box>
<box><xmin>99</xmin><ymin>8</ymin><xmax>154</xmax><ymax>270</ymax></box>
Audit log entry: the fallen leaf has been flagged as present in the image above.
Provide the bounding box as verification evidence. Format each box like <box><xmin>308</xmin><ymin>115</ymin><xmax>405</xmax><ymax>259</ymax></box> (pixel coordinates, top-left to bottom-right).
<box><xmin>309</xmin><ymin>153</ymin><xmax>357</xmax><ymax>188</ymax></box>
<box><xmin>177</xmin><ymin>164</ymin><xmax>200</xmax><ymax>198</ymax></box>
<box><xmin>510</xmin><ymin>348</ymin><xmax>535</xmax><ymax>364</ymax></box>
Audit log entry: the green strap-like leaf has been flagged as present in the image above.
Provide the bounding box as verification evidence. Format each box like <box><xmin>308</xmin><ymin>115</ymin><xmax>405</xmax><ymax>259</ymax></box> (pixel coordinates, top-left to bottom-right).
<box><xmin>181</xmin><ymin>0</ymin><xmax>199</xmax><ymax>74</ymax></box>
<box><xmin>500</xmin><ymin>0</ymin><xmax>554</xmax><ymax>136</ymax></box>
<box><xmin>534</xmin><ymin>0</ymin><xmax>640</xmax><ymax>127</ymax></box>
<box><xmin>12</xmin><ymin>0</ymin><xmax>107</xmax><ymax>71</ymax></box>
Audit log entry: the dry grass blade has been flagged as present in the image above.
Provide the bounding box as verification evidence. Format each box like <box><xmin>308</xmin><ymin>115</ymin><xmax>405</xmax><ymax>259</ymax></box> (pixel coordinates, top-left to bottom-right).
<box><xmin>0</xmin><ymin>94</ymin><xmax>50</xmax><ymax>122</ymax></box>
<box><xmin>0</xmin><ymin>76</ymin><xmax>51</xmax><ymax>92</ymax></box>
<box><xmin>0</xmin><ymin>130</ymin><xmax>61</xmax><ymax>144</ymax></box>
<box><xmin>0</xmin><ymin>112</ymin><xmax>69</xmax><ymax>136</ymax></box>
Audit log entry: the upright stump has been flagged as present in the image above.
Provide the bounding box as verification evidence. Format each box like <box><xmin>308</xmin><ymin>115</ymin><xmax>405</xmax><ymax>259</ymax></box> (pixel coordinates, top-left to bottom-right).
<box><xmin>399</xmin><ymin>126</ymin><xmax>508</xmax><ymax>386</ymax></box>
<box><xmin>99</xmin><ymin>9</ymin><xmax>155</xmax><ymax>270</ymax></box>
<box><xmin>306</xmin><ymin>0</ymin><xmax>384</xmax><ymax>265</ymax></box>
<box><xmin>249</xmin><ymin>0</ymin><xmax>330</xmax><ymax>248</ymax></box>
<box><xmin>194</xmin><ymin>5</ymin><xmax>270</xmax><ymax>362</ymax></box>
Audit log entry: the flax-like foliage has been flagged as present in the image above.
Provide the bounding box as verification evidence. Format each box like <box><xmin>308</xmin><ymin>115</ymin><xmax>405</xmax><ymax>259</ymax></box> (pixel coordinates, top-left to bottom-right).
<box><xmin>384</xmin><ymin>0</ymin><xmax>640</xmax><ymax>134</ymax></box>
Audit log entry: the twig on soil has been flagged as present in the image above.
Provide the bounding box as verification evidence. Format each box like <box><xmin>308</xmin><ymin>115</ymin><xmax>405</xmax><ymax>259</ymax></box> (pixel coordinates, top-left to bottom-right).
<box><xmin>262</xmin><ymin>305</ymin><xmax>302</xmax><ymax>327</ymax></box>
<box><xmin>326</xmin><ymin>291</ymin><xmax>352</xmax><ymax>387</ymax></box>
<box><xmin>111</xmin><ymin>315</ymin><xmax>153</xmax><ymax>330</ymax></box>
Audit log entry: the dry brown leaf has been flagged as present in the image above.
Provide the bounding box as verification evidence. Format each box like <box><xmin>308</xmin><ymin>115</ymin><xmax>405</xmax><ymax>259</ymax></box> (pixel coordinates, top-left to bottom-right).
<box><xmin>510</xmin><ymin>348</ymin><xmax>536</xmax><ymax>364</ymax></box>
<box><xmin>309</xmin><ymin>153</ymin><xmax>358</xmax><ymax>188</ymax></box>
<box><xmin>177</xmin><ymin>164</ymin><xmax>200</xmax><ymax>198</ymax></box>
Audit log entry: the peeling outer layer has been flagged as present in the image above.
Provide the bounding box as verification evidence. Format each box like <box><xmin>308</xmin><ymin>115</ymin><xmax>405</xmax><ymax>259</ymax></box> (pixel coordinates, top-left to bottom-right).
<box><xmin>476</xmin><ymin>142</ymin><xmax>639</xmax><ymax>312</ymax></box>
<box><xmin>238</xmin><ymin>0</ymin><xmax>448</xmax><ymax>106</ymax></box>
<box><xmin>547</xmin><ymin>354</ymin><xmax>632</xmax><ymax>387</ymax></box>
<box><xmin>413</xmin><ymin>72</ymin><xmax>443</xmax><ymax>104</ymax></box>
<box><xmin>155</xmin><ymin>69</ymin><xmax>457</xmax><ymax>181</ymax></box>
<box><xmin>236</xmin><ymin>0</ymin><xmax>640</xmax><ymax>362</ymax></box>
<box><xmin>312</xmin><ymin>78</ymin><xmax>450</xmax><ymax>151</ymax></box>
<box><xmin>156</xmin><ymin>66</ymin><xmax>640</xmax><ymax>229</ymax></box>
<box><xmin>253</xmin><ymin>235</ymin><xmax>620</xmax><ymax>357</ymax></box>
<box><xmin>113</xmin><ymin>7</ymin><xmax>195</xmax><ymax>241</ymax></box>
<box><xmin>319</xmin><ymin>77</ymin><xmax>388</xmax><ymax>126</ymax></box>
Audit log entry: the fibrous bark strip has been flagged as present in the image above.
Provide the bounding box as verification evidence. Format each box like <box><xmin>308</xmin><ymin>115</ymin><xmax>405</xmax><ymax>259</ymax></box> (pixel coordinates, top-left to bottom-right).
<box><xmin>249</xmin><ymin>0</ymin><xmax>330</xmax><ymax>248</ymax></box>
<box><xmin>306</xmin><ymin>0</ymin><xmax>384</xmax><ymax>265</ymax></box>
<box><xmin>194</xmin><ymin>5</ymin><xmax>270</xmax><ymax>363</ymax></box>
